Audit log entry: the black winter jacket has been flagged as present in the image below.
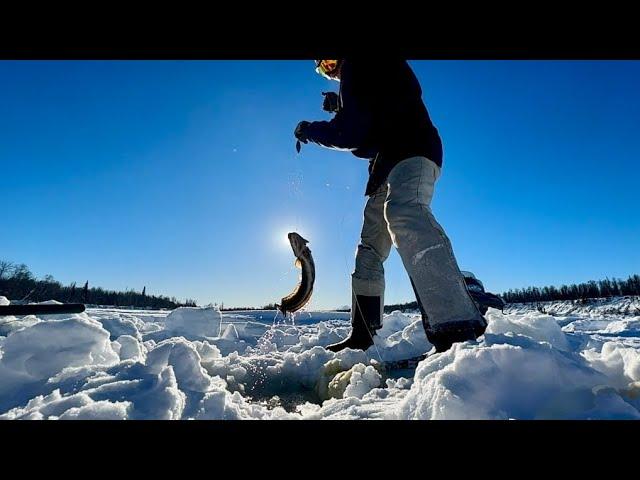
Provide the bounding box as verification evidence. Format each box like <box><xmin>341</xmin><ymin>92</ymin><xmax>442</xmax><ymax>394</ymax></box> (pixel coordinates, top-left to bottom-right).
<box><xmin>305</xmin><ymin>59</ymin><xmax>443</xmax><ymax>196</ymax></box>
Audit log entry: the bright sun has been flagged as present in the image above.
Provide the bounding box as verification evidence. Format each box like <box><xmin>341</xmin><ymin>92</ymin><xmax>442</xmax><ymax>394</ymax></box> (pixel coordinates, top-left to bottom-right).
<box><xmin>278</xmin><ymin>229</ymin><xmax>293</xmax><ymax>249</ymax></box>
<box><xmin>282</xmin><ymin>231</ymin><xmax>291</xmax><ymax>248</ymax></box>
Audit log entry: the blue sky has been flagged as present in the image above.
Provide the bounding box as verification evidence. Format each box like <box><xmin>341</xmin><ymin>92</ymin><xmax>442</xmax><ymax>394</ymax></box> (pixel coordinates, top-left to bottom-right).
<box><xmin>1</xmin><ymin>60</ymin><xmax>638</xmax><ymax>309</ymax></box>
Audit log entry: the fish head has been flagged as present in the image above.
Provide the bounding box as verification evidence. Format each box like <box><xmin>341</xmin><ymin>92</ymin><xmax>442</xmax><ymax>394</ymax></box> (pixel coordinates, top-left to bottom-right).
<box><xmin>287</xmin><ymin>232</ymin><xmax>309</xmax><ymax>258</ymax></box>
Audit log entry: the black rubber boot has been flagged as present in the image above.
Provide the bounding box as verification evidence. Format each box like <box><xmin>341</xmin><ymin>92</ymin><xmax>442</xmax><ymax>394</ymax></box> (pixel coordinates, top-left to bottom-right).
<box><xmin>424</xmin><ymin>319</ymin><xmax>488</xmax><ymax>353</ymax></box>
<box><xmin>327</xmin><ymin>295</ymin><xmax>381</xmax><ymax>353</ymax></box>
<box><xmin>410</xmin><ymin>277</ymin><xmax>487</xmax><ymax>353</ymax></box>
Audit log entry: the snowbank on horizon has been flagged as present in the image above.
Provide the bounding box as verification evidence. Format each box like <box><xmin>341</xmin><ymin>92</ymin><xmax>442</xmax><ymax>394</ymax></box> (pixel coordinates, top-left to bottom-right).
<box><xmin>506</xmin><ymin>296</ymin><xmax>640</xmax><ymax>317</ymax></box>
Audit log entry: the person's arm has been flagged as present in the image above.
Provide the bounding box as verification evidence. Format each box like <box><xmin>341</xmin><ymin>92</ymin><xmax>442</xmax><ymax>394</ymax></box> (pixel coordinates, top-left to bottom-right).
<box><xmin>304</xmin><ymin>62</ymin><xmax>376</xmax><ymax>152</ymax></box>
<box><xmin>304</xmin><ymin>106</ymin><xmax>371</xmax><ymax>151</ymax></box>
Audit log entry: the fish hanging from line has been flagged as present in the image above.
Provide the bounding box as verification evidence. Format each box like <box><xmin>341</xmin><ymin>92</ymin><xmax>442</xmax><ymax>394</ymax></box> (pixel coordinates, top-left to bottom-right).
<box><xmin>277</xmin><ymin>232</ymin><xmax>315</xmax><ymax>315</ymax></box>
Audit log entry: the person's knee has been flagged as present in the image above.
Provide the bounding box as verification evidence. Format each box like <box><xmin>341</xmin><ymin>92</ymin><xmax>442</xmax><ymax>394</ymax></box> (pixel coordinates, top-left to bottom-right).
<box><xmin>384</xmin><ymin>199</ymin><xmax>418</xmax><ymax>246</ymax></box>
<box><xmin>385</xmin><ymin>200</ymin><xmax>448</xmax><ymax>253</ymax></box>
<box><xmin>352</xmin><ymin>269</ymin><xmax>385</xmax><ymax>297</ymax></box>
<box><xmin>354</xmin><ymin>244</ymin><xmax>385</xmax><ymax>280</ymax></box>
<box><xmin>384</xmin><ymin>194</ymin><xmax>407</xmax><ymax>221</ymax></box>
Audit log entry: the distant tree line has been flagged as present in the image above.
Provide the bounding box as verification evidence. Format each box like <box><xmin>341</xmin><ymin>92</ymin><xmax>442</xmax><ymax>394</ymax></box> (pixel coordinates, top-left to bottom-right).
<box><xmin>0</xmin><ymin>260</ymin><xmax>197</xmax><ymax>309</ymax></box>
<box><xmin>502</xmin><ymin>275</ymin><xmax>640</xmax><ymax>304</ymax></box>
<box><xmin>382</xmin><ymin>274</ymin><xmax>640</xmax><ymax>312</ymax></box>
<box><xmin>220</xmin><ymin>303</ymin><xmax>279</xmax><ymax>311</ymax></box>
<box><xmin>384</xmin><ymin>301</ymin><xmax>419</xmax><ymax>313</ymax></box>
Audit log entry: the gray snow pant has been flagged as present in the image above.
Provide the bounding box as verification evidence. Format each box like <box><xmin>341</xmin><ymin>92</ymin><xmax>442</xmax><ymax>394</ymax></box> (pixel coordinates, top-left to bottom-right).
<box><xmin>352</xmin><ymin>156</ymin><xmax>485</xmax><ymax>333</ymax></box>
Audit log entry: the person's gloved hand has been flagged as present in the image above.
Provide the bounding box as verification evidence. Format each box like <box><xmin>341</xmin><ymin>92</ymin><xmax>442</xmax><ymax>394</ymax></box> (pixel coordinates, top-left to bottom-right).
<box><xmin>322</xmin><ymin>91</ymin><xmax>339</xmax><ymax>113</ymax></box>
<box><xmin>294</xmin><ymin>121</ymin><xmax>311</xmax><ymax>144</ymax></box>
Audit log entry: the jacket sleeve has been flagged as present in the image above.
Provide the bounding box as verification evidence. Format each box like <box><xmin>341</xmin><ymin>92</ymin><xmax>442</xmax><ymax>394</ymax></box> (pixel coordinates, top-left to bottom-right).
<box><xmin>304</xmin><ymin>108</ymin><xmax>372</xmax><ymax>151</ymax></box>
<box><xmin>304</xmin><ymin>62</ymin><xmax>376</xmax><ymax>152</ymax></box>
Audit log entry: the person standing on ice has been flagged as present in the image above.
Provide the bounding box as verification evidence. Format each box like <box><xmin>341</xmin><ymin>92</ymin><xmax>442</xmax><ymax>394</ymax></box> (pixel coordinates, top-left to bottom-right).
<box><xmin>294</xmin><ymin>59</ymin><xmax>502</xmax><ymax>353</ymax></box>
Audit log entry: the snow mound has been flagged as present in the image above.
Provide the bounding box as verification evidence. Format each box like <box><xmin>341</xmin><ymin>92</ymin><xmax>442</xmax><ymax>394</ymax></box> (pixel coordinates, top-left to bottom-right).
<box><xmin>394</xmin><ymin>334</ymin><xmax>640</xmax><ymax>420</ymax></box>
<box><xmin>146</xmin><ymin>338</ymin><xmax>213</xmax><ymax>392</ymax></box>
<box><xmin>58</xmin><ymin>400</ymin><xmax>131</xmax><ymax>420</ymax></box>
<box><xmin>485</xmin><ymin>310</ymin><xmax>571</xmax><ymax>351</ymax></box>
<box><xmin>85</xmin><ymin>362</ymin><xmax>186</xmax><ymax>420</ymax></box>
<box><xmin>0</xmin><ymin>314</ymin><xmax>42</xmax><ymax>337</ymax></box>
<box><xmin>114</xmin><ymin>335</ymin><xmax>146</xmax><ymax>362</ymax></box>
<box><xmin>602</xmin><ymin>318</ymin><xmax>640</xmax><ymax>336</ymax></box>
<box><xmin>165</xmin><ymin>307</ymin><xmax>221</xmax><ymax>338</ymax></box>
<box><xmin>221</xmin><ymin>323</ymin><xmax>239</xmax><ymax>341</ymax></box>
<box><xmin>192</xmin><ymin>340</ymin><xmax>222</xmax><ymax>362</ymax></box>
<box><xmin>0</xmin><ymin>389</ymin><xmax>130</xmax><ymax>420</ymax></box>
<box><xmin>95</xmin><ymin>315</ymin><xmax>142</xmax><ymax>340</ymax></box>
<box><xmin>582</xmin><ymin>342</ymin><xmax>640</xmax><ymax>389</ymax></box>
<box><xmin>235</xmin><ymin>321</ymin><xmax>270</xmax><ymax>339</ymax></box>
<box><xmin>328</xmin><ymin>363</ymin><xmax>382</xmax><ymax>399</ymax></box>
<box><xmin>0</xmin><ymin>296</ymin><xmax>9</xmax><ymax>306</ymax></box>
<box><xmin>373</xmin><ymin>311</ymin><xmax>432</xmax><ymax>361</ymax></box>
<box><xmin>0</xmin><ymin>316</ymin><xmax>118</xmax><ymax>388</ymax></box>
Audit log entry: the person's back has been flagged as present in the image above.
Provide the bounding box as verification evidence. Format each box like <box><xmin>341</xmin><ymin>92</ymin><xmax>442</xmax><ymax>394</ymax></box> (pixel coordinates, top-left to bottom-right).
<box><xmin>349</xmin><ymin>59</ymin><xmax>443</xmax><ymax>195</ymax></box>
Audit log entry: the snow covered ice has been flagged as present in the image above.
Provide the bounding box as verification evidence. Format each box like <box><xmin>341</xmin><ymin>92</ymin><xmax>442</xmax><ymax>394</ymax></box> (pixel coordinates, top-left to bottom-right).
<box><xmin>1</xmin><ymin>295</ymin><xmax>640</xmax><ymax>420</ymax></box>
<box><xmin>165</xmin><ymin>307</ymin><xmax>222</xmax><ymax>338</ymax></box>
